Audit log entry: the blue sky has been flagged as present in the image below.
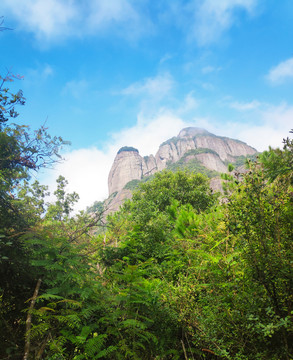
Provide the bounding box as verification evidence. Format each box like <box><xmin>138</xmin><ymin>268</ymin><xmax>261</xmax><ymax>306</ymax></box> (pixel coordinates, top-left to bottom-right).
<box><xmin>1</xmin><ymin>0</ymin><xmax>293</xmax><ymax>210</ymax></box>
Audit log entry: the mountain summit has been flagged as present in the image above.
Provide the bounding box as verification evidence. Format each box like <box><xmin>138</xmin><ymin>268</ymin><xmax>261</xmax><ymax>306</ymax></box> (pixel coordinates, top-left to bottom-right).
<box><xmin>108</xmin><ymin>127</ymin><xmax>257</xmax><ymax>198</ymax></box>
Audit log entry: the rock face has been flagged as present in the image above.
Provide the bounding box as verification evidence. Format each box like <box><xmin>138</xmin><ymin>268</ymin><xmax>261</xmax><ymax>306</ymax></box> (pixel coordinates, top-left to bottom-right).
<box><xmin>104</xmin><ymin>188</ymin><xmax>133</xmax><ymax>216</ymax></box>
<box><xmin>154</xmin><ymin>127</ymin><xmax>256</xmax><ymax>170</ymax></box>
<box><xmin>107</xmin><ymin>127</ymin><xmax>257</xmax><ymax>209</ymax></box>
<box><xmin>193</xmin><ymin>153</ymin><xmax>228</xmax><ymax>173</ymax></box>
<box><xmin>108</xmin><ymin>149</ymin><xmax>158</xmax><ymax>195</ymax></box>
<box><xmin>108</xmin><ymin>149</ymin><xmax>142</xmax><ymax>195</ymax></box>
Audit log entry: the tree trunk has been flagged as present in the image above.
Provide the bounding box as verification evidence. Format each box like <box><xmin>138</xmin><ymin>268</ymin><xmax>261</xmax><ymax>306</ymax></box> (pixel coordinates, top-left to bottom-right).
<box><xmin>23</xmin><ymin>278</ymin><xmax>42</xmax><ymax>360</ymax></box>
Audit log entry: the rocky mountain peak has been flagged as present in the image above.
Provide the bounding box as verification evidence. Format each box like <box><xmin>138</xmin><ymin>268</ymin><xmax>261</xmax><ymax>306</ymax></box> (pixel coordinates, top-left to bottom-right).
<box><xmin>108</xmin><ymin>148</ymin><xmax>143</xmax><ymax>195</ymax></box>
<box><xmin>178</xmin><ymin>127</ymin><xmax>210</xmax><ymax>138</ymax></box>
<box><xmin>107</xmin><ymin>127</ymin><xmax>257</xmax><ymax>201</ymax></box>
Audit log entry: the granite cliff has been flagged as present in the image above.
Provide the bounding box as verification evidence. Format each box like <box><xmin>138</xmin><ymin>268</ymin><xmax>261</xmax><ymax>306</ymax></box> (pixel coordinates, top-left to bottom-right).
<box><xmin>108</xmin><ymin>127</ymin><xmax>257</xmax><ymax>199</ymax></box>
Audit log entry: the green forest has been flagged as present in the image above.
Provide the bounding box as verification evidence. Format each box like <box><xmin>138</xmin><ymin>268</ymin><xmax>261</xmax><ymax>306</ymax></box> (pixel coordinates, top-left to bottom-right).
<box><xmin>1</xmin><ymin>74</ymin><xmax>293</xmax><ymax>360</ymax></box>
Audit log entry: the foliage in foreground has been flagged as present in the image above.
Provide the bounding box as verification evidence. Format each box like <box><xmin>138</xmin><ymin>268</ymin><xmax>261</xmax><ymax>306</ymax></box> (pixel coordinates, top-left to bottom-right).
<box><xmin>0</xmin><ymin>72</ymin><xmax>292</xmax><ymax>358</ymax></box>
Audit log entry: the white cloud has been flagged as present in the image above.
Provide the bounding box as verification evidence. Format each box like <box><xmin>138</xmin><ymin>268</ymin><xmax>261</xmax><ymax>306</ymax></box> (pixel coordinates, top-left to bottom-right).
<box><xmin>203</xmin><ymin>102</ymin><xmax>292</xmax><ymax>151</ymax></box>
<box><xmin>201</xmin><ymin>65</ymin><xmax>222</xmax><ymax>74</ymax></box>
<box><xmin>87</xmin><ymin>1</ymin><xmax>140</xmax><ymax>32</ymax></box>
<box><xmin>159</xmin><ymin>53</ymin><xmax>173</xmax><ymax>64</ymax></box>
<box><xmin>176</xmin><ymin>92</ymin><xmax>199</xmax><ymax>115</ymax></box>
<box><xmin>266</xmin><ymin>57</ymin><xmax>293</xmax><ymax>84</ymax></box>
<box><xmin>2</xmin><ymin>0</ymin><xmax>260</xmax><ymax>45</ymax></box>
<box><xmin>1</xmin><ymin>0</ymin><xmax>77</xmax><ymax>41</ymax></box>
<box><xmin>112</xmin><ymin>112</ymin><xmax>188</xmax><ymax>156</ymax></box>
<box><xmin>62</xmin><ymin>79</ymin><xmax>89</xmax><ymax>99</ymax></box>
<box><xmin>188</xmin><ymin>0</ymin><xmax>258</xmax><ymax>46</ymax></box>
<box><xmin>42</xmin><ymin>64</ymin><xmax>54</xmax><ymax>78</ymax></box>
<box><xmin>260</xmin><ymin>103</ymin><xmax>293</xmax><ymax>137</ymax></box>
<box><xmin>230</xmin><ymin>100</ymin><xmax>260</xmax><ymax>111</ymax></box>
<box><xmin>121</xmin><ymin>73</ymin><xmax>174</xmax><ymax>98</ymax></box>
<box><xmin>22</xmin><ymin>64</ymin><xmax>54</xmax><ymax>87</ymax></box>
<box><xmin>201</xmin><ymin>82</ymin><xmax>215</xmax><ymax>91</ymax></box>
<box><xmin>40</xmin><ymin>147</ymin><xmax>113</xmax><ymax>210</ymax></box>
<box><xmin>1</xmin><ymin>0</ymin><xmax>149</xmax><ymax>43</ymax></box>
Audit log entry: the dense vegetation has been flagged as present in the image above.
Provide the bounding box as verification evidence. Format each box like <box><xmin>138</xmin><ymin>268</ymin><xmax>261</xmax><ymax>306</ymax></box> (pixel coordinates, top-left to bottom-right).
<box><xmin>0</xmin><ymin>74</ymin><xmax>292</xmax><ymax>359</ymax></box>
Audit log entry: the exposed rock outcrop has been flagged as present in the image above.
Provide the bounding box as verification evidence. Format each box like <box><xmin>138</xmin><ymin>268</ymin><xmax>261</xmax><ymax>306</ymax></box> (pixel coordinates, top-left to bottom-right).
<box><xmin>108</xmin><ymin>149</ymin><xmax>142</xmax><ymax>195</ymax></box>
<box><xmin>193</xmin><ymin>153</ymin><xmax>228</xmax><ymax>173</ymax></box>
<box><xmin>154</xmin><ymin>127</ymin><xmax>256</xmax><ymax>170</ymax></box>
<box><xmin>104</xmin><ymin>189</ymin><xmax>133</xmax><ymax>216</ymax></box>
<box><xmin>107</xmin><ymin>127</ymin><xmax>257</xmax><ymax>211</ymax></box>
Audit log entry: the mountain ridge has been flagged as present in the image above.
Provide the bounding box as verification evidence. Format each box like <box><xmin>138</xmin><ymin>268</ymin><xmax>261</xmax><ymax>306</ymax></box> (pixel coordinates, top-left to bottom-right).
<box><xmin>108</xmin><ymin>127</ymin><xmax>257</xmax><ymax>199</ymax></box>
